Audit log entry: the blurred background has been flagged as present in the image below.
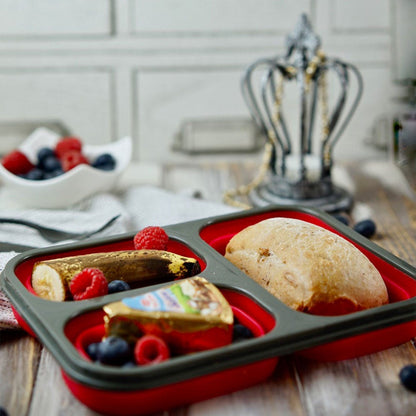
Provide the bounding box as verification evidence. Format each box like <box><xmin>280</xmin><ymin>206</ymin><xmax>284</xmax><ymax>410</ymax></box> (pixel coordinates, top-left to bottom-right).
<box><xmin>0</xmin><ymin>0</ymin><xmax>414</xmax><ymax>170</ymax></box>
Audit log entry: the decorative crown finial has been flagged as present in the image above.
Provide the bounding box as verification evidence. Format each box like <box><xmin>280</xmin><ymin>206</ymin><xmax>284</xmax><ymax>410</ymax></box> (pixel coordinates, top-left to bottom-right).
<box><xmin>285</xmin><ymin>13</ymin><xmax>321</xmax><ymax>61</ymax></box>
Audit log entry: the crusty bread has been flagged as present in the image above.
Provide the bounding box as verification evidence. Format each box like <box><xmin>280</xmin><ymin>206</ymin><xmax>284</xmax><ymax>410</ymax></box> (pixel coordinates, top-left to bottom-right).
<box><xmin>225</xmin><ymin>218</ymin><xmax>388</xmax><ymax>315</ymax></box>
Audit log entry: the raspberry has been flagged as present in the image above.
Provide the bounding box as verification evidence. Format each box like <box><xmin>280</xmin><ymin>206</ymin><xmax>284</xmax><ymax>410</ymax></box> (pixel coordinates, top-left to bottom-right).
<box><xmin>69</xmin><ymin>268</ymin><xmax>108</xmax><ymax>300</ymax></box>
<box><xmin>60</xmin><ymin>150</ymin><xmax>89</xmax><ymax>172</ymax></box>
<box><xmin>134</xmin><ymin>334</ymin><xmax>170</xmax><ymax>365</ymax></box>
<box><xmin>133</xmin><ymin>226</ymin><xmax>169</xmax><ymax>250</ymax></box>
<box><xmin>55</xmin><ymin>136</ymin><xmax>82</xmax><ymax>158</ymax></box>
<box><xmin>1</xmin><ymin>150</ymin><xmax>34</xmax><ymax>175</ymax></box>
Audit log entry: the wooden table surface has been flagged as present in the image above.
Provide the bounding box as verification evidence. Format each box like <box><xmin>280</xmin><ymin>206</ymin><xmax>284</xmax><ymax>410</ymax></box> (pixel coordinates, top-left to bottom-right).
<box><xmin>1</xmin><ymin>160</ymin><xmax>416</xmax><ymax>416</ymax></box>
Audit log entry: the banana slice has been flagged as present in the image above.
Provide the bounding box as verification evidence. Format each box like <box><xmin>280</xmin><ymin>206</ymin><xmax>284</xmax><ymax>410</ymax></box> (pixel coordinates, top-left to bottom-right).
<box><xmin>32</xmin><ymin>264</ymin><xmax>66</xmax><ymax>301</ymax></box>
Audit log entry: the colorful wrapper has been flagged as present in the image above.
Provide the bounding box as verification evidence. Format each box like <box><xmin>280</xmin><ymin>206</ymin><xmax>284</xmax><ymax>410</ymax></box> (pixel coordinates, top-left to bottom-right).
<box><xmin>103</xmin><ymin>276</ymin><xmax>233</xmax><ymax>354</ymax></box>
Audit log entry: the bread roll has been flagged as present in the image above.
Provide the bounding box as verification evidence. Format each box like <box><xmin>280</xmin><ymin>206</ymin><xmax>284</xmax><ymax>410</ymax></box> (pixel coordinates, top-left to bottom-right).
<box><xmin>225</xmin><ymin>218</ymin><xmax>388</xmax><ymax>315</ymax></box>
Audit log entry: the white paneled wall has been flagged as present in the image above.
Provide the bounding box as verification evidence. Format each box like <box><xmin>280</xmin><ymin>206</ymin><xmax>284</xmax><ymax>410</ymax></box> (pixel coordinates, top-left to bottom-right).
<box><xmin>0</xmin><ymin>0</ymin><xmax>411</xmax><ymax>162</ymax></box>
<box><xmin>0</xmin><ymin>0</ymin><xmax>112</xmax><ymax>36</ymax></box>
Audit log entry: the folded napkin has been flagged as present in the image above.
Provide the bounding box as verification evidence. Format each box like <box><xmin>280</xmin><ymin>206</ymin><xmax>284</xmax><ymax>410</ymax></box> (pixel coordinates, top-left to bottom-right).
<box><xmin>0</xmin><ymin>185</ymin><xmax>238</xmax><ymax>330</ymax></box>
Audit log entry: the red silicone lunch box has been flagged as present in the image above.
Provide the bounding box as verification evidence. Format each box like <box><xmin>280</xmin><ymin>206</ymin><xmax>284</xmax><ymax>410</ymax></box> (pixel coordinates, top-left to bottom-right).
<box><xmin>2</xmin><ymin>205</ymin><xmax>416</xmax><ymax>415</ymax></box>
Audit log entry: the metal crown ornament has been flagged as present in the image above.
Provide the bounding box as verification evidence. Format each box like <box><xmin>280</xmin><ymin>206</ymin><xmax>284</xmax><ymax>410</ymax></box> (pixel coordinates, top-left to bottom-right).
<box><xmin>241</xmin><ymin>14</ymin><xmax>363</xmax><ymax>212</ymax></box>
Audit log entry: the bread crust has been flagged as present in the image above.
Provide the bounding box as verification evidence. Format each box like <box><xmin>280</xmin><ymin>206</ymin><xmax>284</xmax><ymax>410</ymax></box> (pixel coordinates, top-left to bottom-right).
<box><xmin>225</xmin><ymin>218</ymin><xmax>388</xmax><ymax>315</ymax></box>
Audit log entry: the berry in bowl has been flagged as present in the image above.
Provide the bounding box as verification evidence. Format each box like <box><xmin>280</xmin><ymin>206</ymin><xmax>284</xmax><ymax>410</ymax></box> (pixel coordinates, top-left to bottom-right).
<box><xmin>0</xmin><ymin>127</ymin><xmax>132</xmax><ymax>208</ymax></box>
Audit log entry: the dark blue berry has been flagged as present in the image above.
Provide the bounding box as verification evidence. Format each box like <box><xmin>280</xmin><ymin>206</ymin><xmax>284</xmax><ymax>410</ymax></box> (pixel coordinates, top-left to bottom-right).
<box><xmin>86</xmin><ymin>342</ymin><xmax>101</xmax><ymax>361</ymax></box>
<box><xmin>108</xmin><ymin>280</ymin><xmax>131</xmax><ymax>294</ymax></box>
<box><xmin>43</xmin><ymin>168</ymin><xmax>64</xmax><ymax>180</ymax></box>
<box><xmin>353</xmin><ymin>219</ymin><xmax>376</xmax><ymax>238</ymax></box>
<box><xmin>98</xmin><ymin>164</ymin><xmax>114</xmax><ymax>171</ymax></box>
<box><xmin>37</xmin><ymin>147</ymin><xmax>55</xmax><ymax>163</ymax></box>
<box><xmin>41</xmin><ymin>156</ymin><xmax>62</xmax><ymax>172</ymax></box>
<box><xmin>122</xmin><ymin>361</ymin><xmax>137</xmax><ymax>368</ymax></box>
<box><xmin>0</xmin><ymin>407</ymin><xmax>9</xmax><ymax>416</ymax></box>
<box><xmin>25</xmin><ymin>168</ymin><xmax>44</xmax><ymax>180</ymax></box>
<box><xmin>92</xmin><ymin>153</ymin><xmax>116</xmax><ymax>171</ymax></box>
<box><xmin>399</xmin><ymin>364</ymin><xmax>416</xmax><ymax>391</ymax></box>
<box><xmin>333</xmin><ymin>214</ymin><xmax>350</xmax><ymax>226</ymax></box>
<box><xmin>97</xmin><ymin>336</ymin><xmax>132</xmax><ymax>366</ymax></box>
<box><xmin>232</xmin><ymin>324</ymin><xmax>254</xmax><ymax>342</ymax></box>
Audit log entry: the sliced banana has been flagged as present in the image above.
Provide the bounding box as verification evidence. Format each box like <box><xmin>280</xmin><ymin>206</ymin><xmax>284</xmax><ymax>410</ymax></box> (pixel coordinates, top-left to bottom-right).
<box><xmin>32</xmin><ymin>264</ymin><xmax>66</xmax><ymax>301</ymax></box>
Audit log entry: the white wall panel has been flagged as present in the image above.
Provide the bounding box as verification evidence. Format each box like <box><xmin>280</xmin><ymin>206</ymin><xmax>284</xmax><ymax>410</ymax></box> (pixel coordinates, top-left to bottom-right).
<box><xmin>135</xmin><ymin>69</ymin><xmax>250</xmax><ymax>161</ymax></box>
<box><xmin>392</xmin><ymin>0</ymin><xmax>416</xmax><ymax>80</ymax></box>
<box><xmin>0</xmin><ymin>71</ymin><xmax>114</xmax><ymax>144</ymax></box>
<box><xmin>131</xmin><ymin>0</ymin><xmax>312</xmax><ymax>34</ymax></box>
<box><xmin>0</xmin><ymin>0</ymin><xmax>113</xmax><ymax>37</ymax></box>
<box><xmin>332</xmin><ymin>0</ymin><xmax>389</xmax><ymax>32</ymax></box>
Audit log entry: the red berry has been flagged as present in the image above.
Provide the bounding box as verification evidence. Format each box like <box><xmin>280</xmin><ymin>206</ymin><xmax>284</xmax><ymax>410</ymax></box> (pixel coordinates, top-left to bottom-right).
<box><xmin>60</xmin><ymin>150</ymin><xmax>89</xmax><ymax>172</ymax></box>
<box><xmin>134</xmin><ymin>334</ymin><xmax>170</xmax><ymax>365</ymax></box>
<box><xmin>55</xmin><ymin>137</ymin><xmax>82</xmax><ymax>158</ymax></box>
<box><xmin>133</xmin><ymin>226</ymin><xmax>169</xmax><ymax>250</ymax></box>
<box><xmin>1</xmin><ymin>150</ymin><xmax>34</xmax><ymax>175</ymax></box>
<box><xmin>69</xmin><ymin>268</ymin><xmax>108</xmax><ymax>300</ymax></box>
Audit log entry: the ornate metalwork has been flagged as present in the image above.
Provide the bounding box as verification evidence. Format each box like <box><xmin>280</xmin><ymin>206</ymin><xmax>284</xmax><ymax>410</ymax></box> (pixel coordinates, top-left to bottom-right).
<box><xmin>242</xmin><ymin>14</ymin><xmax>363</xmax><ymax>212</ymax></box>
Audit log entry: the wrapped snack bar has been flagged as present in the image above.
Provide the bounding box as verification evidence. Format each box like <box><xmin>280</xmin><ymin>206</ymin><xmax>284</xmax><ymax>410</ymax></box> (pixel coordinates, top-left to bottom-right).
<box><xmin>104</xmin><ymin>276</ymin><xmax>233</xmax><ymax>354</ymax></box>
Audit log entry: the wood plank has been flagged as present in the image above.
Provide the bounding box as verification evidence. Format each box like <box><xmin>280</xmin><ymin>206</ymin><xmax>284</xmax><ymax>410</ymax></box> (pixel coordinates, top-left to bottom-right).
<box><xmin>347</xmin><ymin>162</ymin><xmax>416</xmax><ymax>266</ymax></box>
<box><xmin>173</xmin><ymin>359</ymin><xmax>306</xmax><ymax>416</ymax></box>
<box><xmin>0</xmin><ymin>332</ymin><xmax>41</xmax><ymax>416</ymax></box>
<box><xmin>29</xmin><ymin>349</ymin><xmax>102</xmax><ymax>416</ymax></box>
<box><xmin>291</xmin><ymin>343</ymin><xmax>416</xmax><ymax>416</ymax></box>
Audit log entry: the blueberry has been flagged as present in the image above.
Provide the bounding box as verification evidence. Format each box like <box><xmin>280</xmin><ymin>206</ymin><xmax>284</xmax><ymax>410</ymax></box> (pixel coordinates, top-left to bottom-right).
<box><xmin>98</xmin><ymin>164</ymin><xmax>115</xmax><ymax>171</ymax></box>
<box><xmin>86</xmin><ymin>342</ymin><xmax>101</xmax><ymax>361</ymax></box>
<box><xmin>0</xmin><ymin>407</ymin><xmax>9</xmax><ymax>416</ymax></box>
<box><xmin>399</xmin><ymin>364</ymin><xmax>416</xmax><ymax>391</ymax></box>
<box><xmin>25</xmin><ymin>168</ymin><xmax>44</xmax><ymax>180</ymax></box>
<box><xmin>92</xmin><ymin>153</ymin><xmax>116</xmax><ymax>171</ymax></box>
<box><xmin>353</xmin><ymin>219</ymin><xmax>376</xmax><ymax>238</ymax></box>
<box><xmin>333</xmin><ymin>214</ymin><xmax>350</xmax><ymax>226</ymax></box>
<box><xmin>37</xmin><ymin>147</ymin><xmax>55</xmax><ymax>163</ymax></box>
<box><xmin>122</xmin><ymin>361</ymin><xmax>137</xmax><ymax>368</ymax></box>
<box><xmin>232</xmin><ymin>324</ymin><xmax>254</xmax><ymax>342</ymax></box>
<box><xmin>41</xmin><ymin>156</ymin><xmax>62</xmax><ymax>172</ymax></box>
<box><xmin>108</xmin><ymin>280</ymin><xmax>131</xmax><ymax>294</ymax></box>
<box><xmin>43</xmin><ymin>168</ymin><xmax>64</xmax><ymax>180</ymax></box>
<box><xmin>97</xmin><ymin>336</ymin><xmax>132</xmax><ymax>366</ymax></box>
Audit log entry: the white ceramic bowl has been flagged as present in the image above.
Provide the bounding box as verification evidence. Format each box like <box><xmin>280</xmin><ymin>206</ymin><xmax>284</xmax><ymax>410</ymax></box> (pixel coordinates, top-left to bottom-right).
<box><xmin>0</xmin><ymin>127</ymin><xmax>132</xmax><ymax>208</ymax></box>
